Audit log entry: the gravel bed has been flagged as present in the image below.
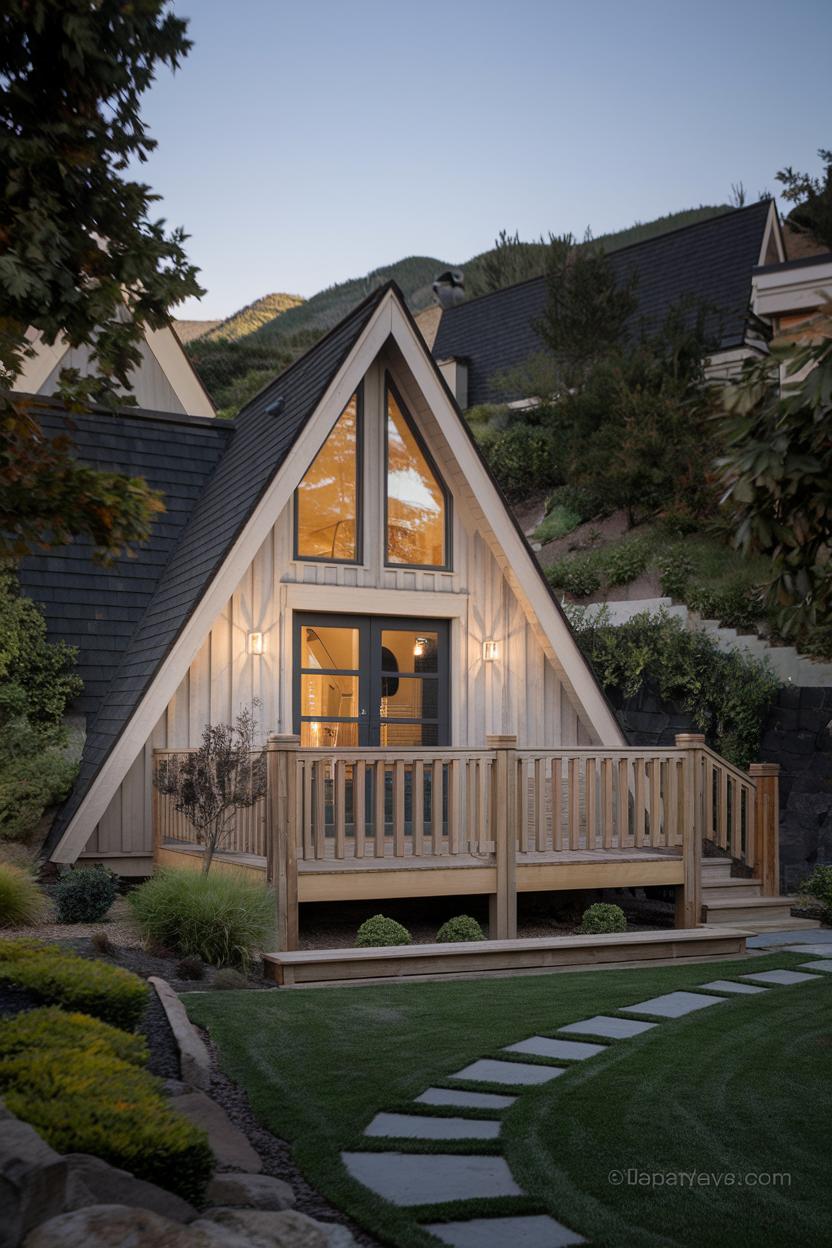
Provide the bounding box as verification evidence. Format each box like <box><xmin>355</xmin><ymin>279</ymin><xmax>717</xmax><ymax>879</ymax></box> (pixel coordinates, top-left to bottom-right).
<box><xmin>200</xmin><ymin>1031</ymin><xmax>381</xmax><ymax>1247</ymax></box>
<box><xmin>1</xmin><ymin>896</ymin><xmax>144</xmax><ymax>948</ymax></box>
<box><xmin>141</xmin><ymin>986</ymin><xmax>181</xmax><ymax>1080</ymax></box>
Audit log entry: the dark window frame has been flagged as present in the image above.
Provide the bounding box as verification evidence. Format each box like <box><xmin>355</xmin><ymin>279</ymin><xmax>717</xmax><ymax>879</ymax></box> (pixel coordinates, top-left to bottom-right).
<box><xmin>293</xmin><ymin>383</ymin><xmax>364</xmax><ymax>566</ymax></box>
<box><xmin>384</xmin><ymin>372</ymin><xmax>452</xmax><ymax>572</ymax></box>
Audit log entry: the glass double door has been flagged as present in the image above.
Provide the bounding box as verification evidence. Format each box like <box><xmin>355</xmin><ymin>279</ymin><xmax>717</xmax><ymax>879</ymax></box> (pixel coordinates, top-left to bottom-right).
<box><xmin>294</xmin><ymin>614</ymin><xmax>449</xmax><ymax>748</ymax></box>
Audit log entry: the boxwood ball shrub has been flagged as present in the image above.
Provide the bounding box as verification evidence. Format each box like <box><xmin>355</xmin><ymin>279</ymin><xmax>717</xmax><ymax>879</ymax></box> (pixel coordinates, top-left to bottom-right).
<box><xmin>355</xmin><ymin>914</ymin><xmax>412</xmax><ymax>947</ymax></box>
<box><xmin>436</xmin><ymin>915</ymin><xmax>485</xmax><ymax>943</ymax></box>
<box><xmin>0</xmin><ymin>864</ymin><xmax>48</xmax><ymax>927</ymax></box>
<box><xmin>799</xmin><ymin>865</ymin><xmax>832</xmax><ymax>923</ymax></box>
<box><xmin>577</xmin><ymin>902</ymin><xmax>627</xmax><ymax>935</ymax></box>
<box><xmin>0</xmin><ymin>939</ymin><xmax>148</xmax><ymax>1029</ymax></box>
<box><xmin>128</xmin><ymin>869</ymin><xmax>274</xmax><ymax>970</ymax></box>
<box><xmin>53</xmin><ymin>864</ymin><xmax>119</xmax><ymax>924</ymax></box>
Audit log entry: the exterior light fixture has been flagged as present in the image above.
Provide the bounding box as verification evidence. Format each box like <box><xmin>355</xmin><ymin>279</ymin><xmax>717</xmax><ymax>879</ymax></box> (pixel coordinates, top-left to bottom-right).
<box><xmin>483</xmin><ymin>639</ymin><xmax>499</xmax><ymax>662</ymax></box>
<box><xmin>248</xmin><ymin>631</ymin><xmax>264</xmax><ymax>656</ymax></box>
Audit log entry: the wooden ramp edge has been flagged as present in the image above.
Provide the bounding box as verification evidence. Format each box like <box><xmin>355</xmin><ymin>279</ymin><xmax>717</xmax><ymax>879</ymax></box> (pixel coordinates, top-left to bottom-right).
<box><xmin>262</xmin><ymin>926</ymin><xmax>751</xmax><ymax>986</ymax></box>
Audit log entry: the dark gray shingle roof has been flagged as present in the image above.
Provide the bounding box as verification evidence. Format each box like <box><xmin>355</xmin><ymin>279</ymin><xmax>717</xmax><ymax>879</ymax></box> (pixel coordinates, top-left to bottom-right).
<box><xmin>45</xmin><ymin>283</ymin><xmax>385</xmax><ymax>853</ymax></box>
<box><xmin>433</xmin><ymin>201</ymin><xmax>774</xmax><ymax>406</ymax></box>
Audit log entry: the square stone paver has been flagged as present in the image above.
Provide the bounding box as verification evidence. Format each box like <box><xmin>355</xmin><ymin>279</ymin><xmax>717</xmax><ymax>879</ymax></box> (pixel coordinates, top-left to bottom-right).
<box><xmin>788</xmin><ymin>945</ymin><xmax>832</xmax><ymax>957</ymax></box>
<box><xmin>504</xmin><ymin>1036</ymin><xmax>606</xmax><ymax>1062</ymax></box>
<box><xmin>740</xmin><ymin>969</ymin><xmax>821</xmax><ymax>986</ymax></box>
<box><xmin>699</xmin><ymin>979</ymin><xmax>768</xmax><ymax>995</ymax></box>
<box><xmin>620</xmin><ymin>991</ymin><xmax>728</xmax><ymax>1019</ymax></box>
<box><xmin>416</xmin><ymin>1087</ymin><xmax>516</xmax><ymax>1110</ymax></box>
<box><xmin>559</xmin><ymin>1015</ymin><xmax>658</xmax><ymax>1040</ymax></box>
<box><xmin>424</xmin><ymin>1213</ymin><xmax>585</xmax><ymax>1247</ymax></box>
<box><xmin>747</xmin><ymin>929</ymin><xmax>832</xmax><ymax>948</ymax></box>
<box><xmin>800</xmin><ymin>960</ymin><xmax>832</xmax><ymax>973</ymax></box>
<box><xmin>341</xmin><ymin>1151</ymin><xmax>522</xmax><ymax>1205</ymax></box>
<box><xmin>364</xmin><ymin>1112</ymin><xmax>500</xmax><ymax>1140</ymax></box>
<box><xmin>449</xmin><ymin>1058</ymin><xmax>566</xmax><ymax>1086</ymax></box>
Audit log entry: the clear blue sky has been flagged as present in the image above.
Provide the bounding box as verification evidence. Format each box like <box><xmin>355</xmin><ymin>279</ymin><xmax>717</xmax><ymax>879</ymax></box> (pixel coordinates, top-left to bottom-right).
<box><xmin>138</xmin><ymin>0</ymin><xmax>832</xmax><ymax>320</ymax></box>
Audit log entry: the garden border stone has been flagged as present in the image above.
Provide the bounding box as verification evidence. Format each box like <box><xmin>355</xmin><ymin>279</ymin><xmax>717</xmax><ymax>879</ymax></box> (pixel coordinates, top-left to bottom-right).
<box><xmin>148</xmin><ymin>976</ymin><xmax>210</xmax><ymax>1091</ymax></box>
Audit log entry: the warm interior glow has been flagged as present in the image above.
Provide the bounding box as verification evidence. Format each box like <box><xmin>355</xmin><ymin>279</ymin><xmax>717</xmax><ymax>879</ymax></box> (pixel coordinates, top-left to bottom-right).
<box><xmin>386</xmin><ymin>388</ymin><xmax>446</xmax><ymax>567</ymax></box>
<box><xmin>296</xmin><ymin>394</ymin><xmax>359</xmax><ymax>560</ymax></box>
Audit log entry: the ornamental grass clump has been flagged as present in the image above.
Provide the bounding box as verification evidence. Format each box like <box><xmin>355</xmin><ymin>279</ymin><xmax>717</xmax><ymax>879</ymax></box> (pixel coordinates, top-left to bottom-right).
<box><xmin>53</xmin><ymin>864</ymin><xmax>119</xmax><ymax>923</ymax></box>
<box><xmin>0</xmin><ymin>863</ymin><xmax>48</xmax><ymax>927</ymax></box>
<box><xmin>355</xmin><ymin>914</ymin><xmax>412</xmax><ymax>947</ymax></box>
<box><xmin>436</xmin><ymin>915</ymin><xmax>485</xmax><ymax>943</ymax></box>
<box><xmin>577</xmin><ymin>902</ymin><xmax>627</xmax><ymax>935</ymax></box>
<box><xmin>128</xmin><ymin>868</ymin><xmax>274</xmax><ymax>970</ymax></box>
<box><xmin>0</xmin><ymin>938</ymin><xmax>148</xmax><ymax>1029</ymax></box>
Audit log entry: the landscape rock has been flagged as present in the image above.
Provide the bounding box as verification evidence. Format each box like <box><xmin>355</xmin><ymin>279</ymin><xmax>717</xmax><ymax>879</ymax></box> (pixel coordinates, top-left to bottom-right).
<box><xmin>194</xmin><ymin>1209</ymin><xmax>355</xmax><ymax>1248</ymax></box>
<box><xmin>64</xmin><ymin>1153</ymin><xmax>197</xmax><ymax>1222</ymax></box>
<box><xmin>173</xmin><ymin>1093</ymin><xmax>263</xmax><ymax>1173</ymax></box>
<box><xmin>204</xmin><ymin>1172</ymin><xmax>295</xmax><ymax>1211</ymax></box>
<box><xmin>0</xmin><ymin>1116</ymin><xmax>71</xmax><ymax>1248</ymax></box>
<box><xmin>23</xmin><ymin>1204</ymin><xmax>206</xmax><ymax>1248</ymax></box>
<box><xmin>149</xmin><ymin>978</ymin><xmax>211</xmax><ymax>1092</ymax></box>
<box><xmin>163</xmin><ymin>1080</ymin><xmax>191</xmax><ymax>1098</ymax></box>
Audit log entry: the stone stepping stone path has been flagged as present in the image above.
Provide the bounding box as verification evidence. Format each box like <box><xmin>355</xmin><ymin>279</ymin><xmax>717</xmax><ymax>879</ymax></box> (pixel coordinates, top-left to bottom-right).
<box><xmin>341</xmin><ymin>958</ymin><xmax>826</xmax><ymax>1245</ymax></box>
<box><xmin>424</xmin><ymin>1213</ymin><xmax>585</xmax><ymax>1247</ymax></box>
<box><xmin>365</xmin><ymin>1112</ymin><xmax>501</xmax><ymax>1140</ymax></box>
<box><xmin>740</xmin><ymin>969</ymin><xmax>820</xmax><ymax>986</ymax></box>
<box><xmin>451</xmin><ymin>1058</ymin><xmax>566</xmax><ymax>1086</ymax></box>
<box><xmin>700</xmin><ymin>979</ymin><xmax>768</xmax><ymax>995</ymax></box>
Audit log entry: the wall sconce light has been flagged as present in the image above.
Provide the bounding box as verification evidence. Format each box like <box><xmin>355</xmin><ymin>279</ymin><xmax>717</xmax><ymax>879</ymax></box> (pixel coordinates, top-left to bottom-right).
<box><xmin>248</xmin><ymin>631</ymin><xmax>264</xmax><ymax>656</ymax></box>
<box><xmin>483</xmin><ymin>639</ymin><xmax>499</xmax><ymax>662</ymax></box>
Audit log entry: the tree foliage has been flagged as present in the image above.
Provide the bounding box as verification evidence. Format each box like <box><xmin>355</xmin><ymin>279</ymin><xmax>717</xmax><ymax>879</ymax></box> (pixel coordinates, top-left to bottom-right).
<box><xmin>0</xmin><ymin>0</ymin><xmax>202</xmax><ymax>559</ymax></box>
<box><xmin>717</xmin><ymin>316</ymin><xmax>832</xmax><ymax>656</ymax></box>
<box><xmin>776</xmin><ymin>148</ymin><xmax>832</xmax><ymax>251</ymax></box>
<box><xmin>154</xmin><ymin>705</ymin><xmax>267</xmax><ymax>874</ymax></box>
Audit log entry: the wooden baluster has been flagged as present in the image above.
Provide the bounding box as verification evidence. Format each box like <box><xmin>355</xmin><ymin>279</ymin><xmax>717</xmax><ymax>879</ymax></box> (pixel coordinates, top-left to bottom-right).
<box><xmin>602</xmin><ymin>758</ymin><xmax>614</xmax><ymax>849</ymax></box>
<box><xmin>551</xmin><ymin>755</ymin><xmax>562</xmax><ymax>852</ymax></box>
<box><xmin>534</xmin><ymin>757</ymin><xmax>546</xmax><ymax>852</ymax></box>
<box><xmin>334</xmin><ymin>760</ymin><xmax>346</xmax><ymax>859</ymax></box>
<box><xmin>568</xmin><ymin>756</ymin><xmax>580</xmax><ymax>849</ymax></box>
<box><xmin>477</xmin><ymin>758</ymin><xmax>488</xmax><ymax>852</ymax></box>
<box><xmin>353</xmin><ymin>760</ymin><xmax>365</xmax><ymax>858</ymax></box>
<box><xmin>585</xmin><ymin>757</ymin><xmax>597</xmax><ymax>850</ymax></box>
<box><xmin>517</xmin><ymin>757</ymin><xmax>529</xmax><ymax>853</ymax></box>
<box><xmin>374</xmin><ymin>759</ymin><xmax>386</xmax><ymax>857</ymax></box>
<box><xmin>314</xmin><ymin>760</ymin><xmax>326</xmax><ymax>859</ymax></box>
<box><xmin>393</xmin><ymin>759</ymin><xmax>405</xmax><ymax>857</ymax></box>
<box><xmin>433</xmin><ymin>759</ymin><xmax>445</xmax><ymax>854</ymax></box>
<box><xmin>448</xmin><ymin>758</ymin><xmax>461</xmax><ymax>854</ymax></box>
<box><xmin>302</xmin><ymin>759</ymin><xmax>313</xmax><ymax>859</ymax></box>
<box><xmin>634</xmin><ymin>756</ymin><xmax>646</xmax><ymax>847</ymax></box>
<box><xmin>617</xmin><ymin>757</ymin><xmax>629</xmax><ymax>848</ymax></box>
<box><xmin>412</xmin><ymin>759</ymin><xmax>424</xmax><ymax>857</ymax></box>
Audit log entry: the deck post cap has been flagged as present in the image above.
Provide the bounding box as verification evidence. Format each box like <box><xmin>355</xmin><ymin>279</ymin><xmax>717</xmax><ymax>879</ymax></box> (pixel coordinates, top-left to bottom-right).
<box><xmin>748</xmin><ymin>761</ymin><xmax>780</xmax><ymax>776</ymax></box>
<box><xmin>674</xmin><ymin>733</ymin><xmax>706</xmax><ymax>747</ymax></box>
<box><xmin>486</xmin><ymin>734</ymin><xmax>518</xmax><ymax>749</ymax></box>
<box><xmin>267</xmin><ymin>733</ymin><xmax>301</xmax><ymax>747</ymax></box>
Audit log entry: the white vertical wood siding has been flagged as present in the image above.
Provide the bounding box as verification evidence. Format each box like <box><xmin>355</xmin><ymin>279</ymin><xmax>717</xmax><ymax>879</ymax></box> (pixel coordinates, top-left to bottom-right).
<box><xmin>83</xmin><ymin>355</ymin><xmax>592</xmax><ymax>859</ymax></box>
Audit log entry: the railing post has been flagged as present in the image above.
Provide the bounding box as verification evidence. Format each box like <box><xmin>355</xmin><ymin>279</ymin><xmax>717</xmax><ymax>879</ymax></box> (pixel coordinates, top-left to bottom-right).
<box><xmin>674</xmin><ymin>734</ymin><xmax>705</xmax><ymax>928</ymax></box>
<box><xmin>748</xmin><ymin>762</ymin><xmax>780</xmax><ymax>896</ymax></box>
<box><xmin>487</xmin><ymin>735</ymin><xmax>518</xmax><ymax>940</ymax></box>
<box><xmin>266</xmin><ymin>733</ymin><xmax>300</xmax><ymax>952</ymax></box>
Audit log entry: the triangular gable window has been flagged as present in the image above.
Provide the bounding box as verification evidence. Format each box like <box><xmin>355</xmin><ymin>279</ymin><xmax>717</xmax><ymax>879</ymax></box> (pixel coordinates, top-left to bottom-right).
<box><xmin>385</xmin><ymin>376</ymin><xmax>450</xmax><ymax>569</ymax></box>
<box><xmin>294</xmin><ymin>389</ymin><xmax>362</xmax><ymax>562</ymax></box>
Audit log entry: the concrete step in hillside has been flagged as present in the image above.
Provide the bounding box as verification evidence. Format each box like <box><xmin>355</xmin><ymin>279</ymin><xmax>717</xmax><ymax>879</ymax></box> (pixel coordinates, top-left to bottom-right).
<box><xmin>694</xmin><ymin>616</ymin><xmax>832</xmax><ymax>687</ymax></box>
<box><xmin>702</xmin><ymin>895</ymin><xmax>806</xmax><ymax>926</ymax></box>
<box><xmin>701</xmin><ymin>878</ymin><xmax>762</xmax><ymax>901</ymax></box>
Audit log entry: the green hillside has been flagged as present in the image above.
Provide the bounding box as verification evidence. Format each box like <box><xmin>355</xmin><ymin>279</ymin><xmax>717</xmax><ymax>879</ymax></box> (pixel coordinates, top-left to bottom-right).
<box><xmin>187</xmin><ymin>204</ymin><xmax>734</xmax><ymax>416</ymax></box>
<box><xmin>205</xmin><ymin>291</ymin><xmax>304</xmax><ymax>342</ymax></box>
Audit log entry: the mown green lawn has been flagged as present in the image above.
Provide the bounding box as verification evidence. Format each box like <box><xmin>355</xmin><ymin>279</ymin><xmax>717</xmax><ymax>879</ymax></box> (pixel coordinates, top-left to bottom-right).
<box><xmin>185</xmin><ymin>953</ymin><xmax>830</xmax><ymax>1248</ymax></box>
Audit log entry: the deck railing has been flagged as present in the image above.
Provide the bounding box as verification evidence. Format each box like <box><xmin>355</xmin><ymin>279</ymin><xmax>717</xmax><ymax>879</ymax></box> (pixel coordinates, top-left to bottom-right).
<box><xmin>153</xmin><ymin>732</ymin><xmax>778</xmax><ymax>948</ymax></box>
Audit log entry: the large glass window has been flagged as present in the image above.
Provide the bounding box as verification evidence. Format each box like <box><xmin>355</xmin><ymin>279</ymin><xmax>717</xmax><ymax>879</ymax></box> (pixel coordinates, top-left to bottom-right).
<box><xmin>385</xmin><ymin>382</ymin><xmax>449</xmax><ymax>568</ymax></box>
<box><xmin>295</xmin><ymin>391</ymin><xmax>361</xmax><ymax>562</ymax></box>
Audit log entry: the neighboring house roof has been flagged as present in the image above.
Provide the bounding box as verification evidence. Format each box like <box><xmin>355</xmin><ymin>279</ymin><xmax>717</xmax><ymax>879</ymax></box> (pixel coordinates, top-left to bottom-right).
<box><xmin>432</xmin><ymin>200</ymin><xmax>780</xmax><ymax>406</ymax></box>
<box><xmin>44</xmin><ymin>285</ymin><xmax>384</xmax><ymax>856</ymax></box>
<box><xmin>18</xmin><ymin>403</ymin><xmax>231</xmax><ymax>718</ymax></box>
<box><xmin>42</xmin><ymin>281</ymin><xmax>627</xmax><ymax>863</ymax></box>
<box><xmin>14</xmin><ymin>320</ymin><xmax>216</xmax><ymax>418</ymax></box>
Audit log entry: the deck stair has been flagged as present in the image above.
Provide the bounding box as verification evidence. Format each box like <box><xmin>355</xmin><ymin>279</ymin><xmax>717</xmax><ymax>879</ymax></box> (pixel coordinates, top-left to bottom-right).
<box><xmin>700</xmin><ymin>858</ymin><xmax>820</xmax><ymax>933</ymax></box>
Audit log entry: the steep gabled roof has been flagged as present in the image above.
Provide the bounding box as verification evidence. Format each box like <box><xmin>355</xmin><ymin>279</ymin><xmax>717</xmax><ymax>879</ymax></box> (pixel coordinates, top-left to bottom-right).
<box><xmin>433</xmin><ymin>201</ymin><xmax>777</xmax><ymax>406</ymax></box>
<box><xmin>45</xmin><ymin>283</ymin><xmax>387</xmax><ymax>856</ymax></box>
<box><xmin>18</xmin><ymin>403</ymin><xmax>231</xmax><ymax>718</ymax></box>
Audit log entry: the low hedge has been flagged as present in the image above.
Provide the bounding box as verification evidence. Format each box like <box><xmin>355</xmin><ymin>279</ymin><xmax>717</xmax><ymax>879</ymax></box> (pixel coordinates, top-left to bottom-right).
<box><xmin>0</xmin><ymin>1006</ymin><xmax>147</xmax><ymax>1067</ymax></box>
<box><xmin>0</xmin><ymin>1049</ymin><xmax>212</xmax><ymax>1203</ymax></box>
<box><xmin>0</xmin><ymin>939</ymin><xmax>148</xmax><ymax>1030</ymax></box>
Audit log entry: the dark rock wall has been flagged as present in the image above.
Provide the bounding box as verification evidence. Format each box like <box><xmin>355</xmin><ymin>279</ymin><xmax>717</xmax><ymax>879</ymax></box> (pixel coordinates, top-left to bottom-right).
<box><xmin>610</xmin><ymin>681</ymin><xmax>832</xmax><ymax>894</ymax></box>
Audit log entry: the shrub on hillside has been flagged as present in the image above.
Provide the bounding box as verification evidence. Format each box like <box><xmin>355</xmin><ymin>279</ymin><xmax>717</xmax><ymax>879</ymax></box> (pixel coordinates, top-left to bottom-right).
<box><xmin>355</xmin><ymin>915</ymin><xmax>412</xmax><ymax>947</ymax></box>
<box><xmin>53</xmin><ymin>864</ymin><xmax>119</xmax><ymax>924</ymax></box>
<box><xmin>128</xmin><ymin>869</ymin><xmax>274</xmax><ymax>970</ymax></box>
<box><xmin>0</xmin><ymin>864</ymin><xmax>47</xmax><ymax>927</ymax></box>
<box><xmin>577</xmin><ymin>903</ymin><xmax>627</xmax><ymax>935</ymax></box>
<box><xmin>436</xmin><ymin>915</ymin><xmax>485</xmax><ymax>943</ymax></box>
<box><xmin>601</xmin><ymin>538</ymin><xmax>651</xmax><ymax>587</ymax></box>
<box><xmin>475</xmin><ymin>422</ymin><xmax>560</xmax><ymax>500</ymax></box>
<box><xmin>685</xmin><ymin>579</ymin><xmax>765</xmax><ymax>630</ymax></box>
<box><xmin>798</xmin><ymin>865</ymin><xmax>832</xmax><ymax>923</ymax></box>
<box><xmin>547</xmin><ymin>554</ymin><xmax>601</xmax><ymax>598</ymax></box>
<box><xmin>0</xmin><ymin>744</ymin><xmax>78</xmax><ymax>843</ymax></box>
<box><xmin>0</xmin><ymin>940</ymin><xmax>148</xmax><ymax>1029</ymax></box>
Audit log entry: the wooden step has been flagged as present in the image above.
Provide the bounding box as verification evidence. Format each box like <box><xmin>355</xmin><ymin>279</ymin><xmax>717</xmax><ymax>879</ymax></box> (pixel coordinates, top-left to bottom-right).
<box><xmin>701</xmin><ymin>896</ymin><xmax>801</xmax><ymax>925</ymax></box>
<box><xmin>700</xmin><ymin>859</ymin><xmax>734</xmax><ymax>879</ymax></box>
<box><xmin>701</xmin><ymin>878</ymin><xmax>762</xmax><ymax>900</ymax></box>
<box><xmin>732</xmin><ymin>916</ymin><xmax>821</xmax><ymax>935</ymax></box>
